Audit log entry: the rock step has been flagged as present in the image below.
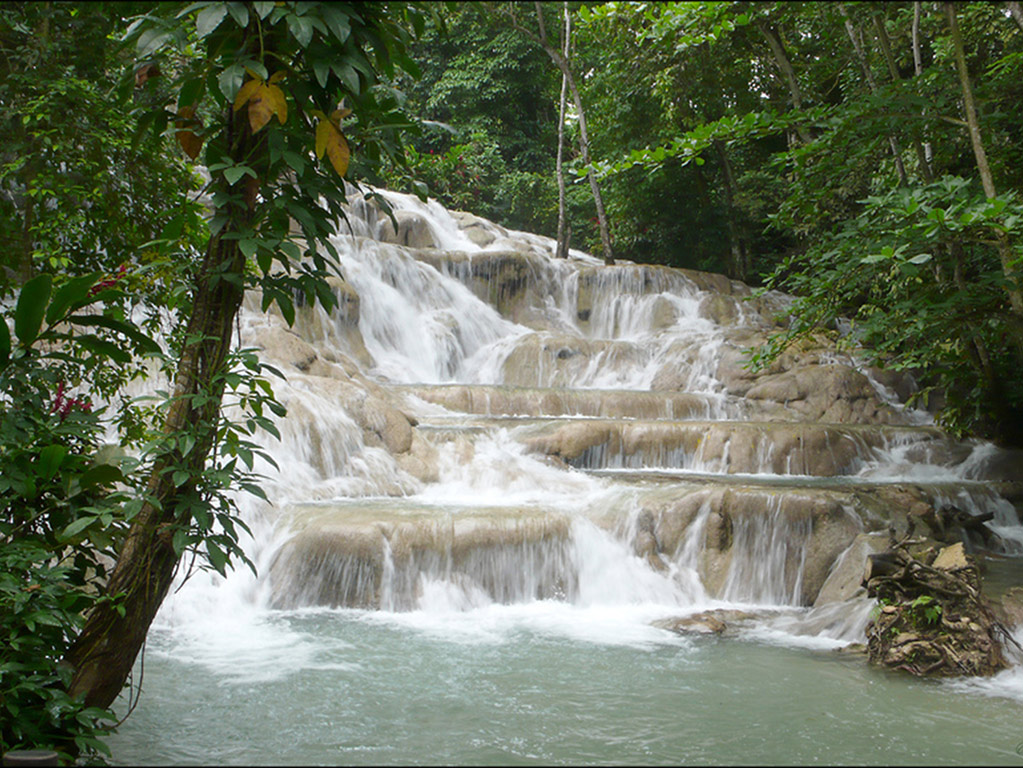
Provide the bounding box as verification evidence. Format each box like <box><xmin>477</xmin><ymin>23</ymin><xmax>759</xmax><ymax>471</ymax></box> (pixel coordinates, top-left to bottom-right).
<box><xmin>397</xmin><ymin>383</ymin><xmax>749</xmax><ymax>421</ymax></box>
<box><xmin>584</xmin><ymin>468</ymin><xmax>1023</xmax><ymax>496</ymax></box>
<box><xmin>265</xmin><ymin>481</ymin><xmax>1016</xmax><ymax>613</ymax></box>
<box><xmin>511</xmin><ymin>418</ymin><xmax>1007</xmax><ymax>479</ymax></box>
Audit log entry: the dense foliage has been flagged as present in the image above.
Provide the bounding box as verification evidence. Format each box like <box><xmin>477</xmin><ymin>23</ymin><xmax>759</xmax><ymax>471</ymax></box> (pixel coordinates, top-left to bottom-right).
<box><xmin>1</xmin><ymin>0</ymin><xmax>424</xmax><ymax>760</ymax></box>
<box><xmin>383</xmin><ymin>1</ymin><xmax>1023</xmax><ymax>443</ymax></box>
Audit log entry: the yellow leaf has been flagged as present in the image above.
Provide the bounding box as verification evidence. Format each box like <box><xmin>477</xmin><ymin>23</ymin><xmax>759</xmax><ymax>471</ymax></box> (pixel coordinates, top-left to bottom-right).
<box><xmin>247</xmin><ymin>83</ymin><xmax>274</xmax><ymax>133</ymax></box>
<box><xmin>269</xmin><ymin>70</ymin><xmax>287</xmax><ymax>84</ymax></box>
<box><xmin>331</xmin><ymin>107</ymin><xmax>352</xmax><ymax>122</ymax></box>
<box><xmin>315</xmin><ymin>119</ymin><xmax>349</xmax><ymax>177</ymax></box>
<box><xmin>315</xmin><ymin>119</ymin><xmax>330</xmax><ymax>159</ymax></box>
<box><xmin>266</xmin><ymin>83</ymin><xmax>287</xmax><ymax>124</ymax></box>
<box><xmin>233</xmin><ymin>77</ymin><xmax>262</xmax><ymax>112</ymax></box>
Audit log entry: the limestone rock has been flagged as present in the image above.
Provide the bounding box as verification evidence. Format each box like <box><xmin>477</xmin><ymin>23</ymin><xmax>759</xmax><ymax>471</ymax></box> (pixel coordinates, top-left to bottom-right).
<box><xmin>376</xmin><ymin>210</ymin><xmax>438</xmax><ymax>248</ymax></box>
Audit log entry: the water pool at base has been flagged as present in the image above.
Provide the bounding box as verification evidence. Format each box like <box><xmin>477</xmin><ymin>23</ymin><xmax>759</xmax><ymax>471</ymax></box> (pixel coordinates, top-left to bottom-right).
<box><xmin>107</xmin><ymin>606</ymin><xmax>1023</xmax><ymax>766</ymax></box>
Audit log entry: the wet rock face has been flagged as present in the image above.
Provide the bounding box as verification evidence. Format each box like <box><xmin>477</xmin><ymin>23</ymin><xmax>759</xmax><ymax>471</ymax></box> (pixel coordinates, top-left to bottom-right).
<box><xmin>864</xmin><ymin>543</ymin><xmax>1011</xmax><ymax>677</ymax></box>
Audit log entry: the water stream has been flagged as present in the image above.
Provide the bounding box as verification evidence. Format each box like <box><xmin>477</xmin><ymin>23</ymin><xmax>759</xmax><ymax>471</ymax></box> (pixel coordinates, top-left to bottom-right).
<box><xmin>107</xmin><ymin>188</ymin><xmax>1023</xmax><ymax>765</ymax></box>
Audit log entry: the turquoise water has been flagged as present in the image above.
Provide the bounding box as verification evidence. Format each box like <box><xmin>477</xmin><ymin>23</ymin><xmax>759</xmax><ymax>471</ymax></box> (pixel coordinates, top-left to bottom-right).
<box><xmin>107</xmin><ymin>605</ymin><xmax>1023</xmax><ymax>766</ymax></box>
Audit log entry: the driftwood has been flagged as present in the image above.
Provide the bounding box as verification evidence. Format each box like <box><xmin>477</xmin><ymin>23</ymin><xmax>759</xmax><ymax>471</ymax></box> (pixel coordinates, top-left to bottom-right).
<box><xmin>863</xmin><ymin>542</ymin><xmax>1013</xmax><ymax>677</ymax></box>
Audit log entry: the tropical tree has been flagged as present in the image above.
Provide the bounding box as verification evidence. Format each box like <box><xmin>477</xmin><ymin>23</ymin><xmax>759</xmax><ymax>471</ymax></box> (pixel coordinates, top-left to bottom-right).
<box><xmin>1</xmin><ymin>0</ymin><xmax>426</xmax><ymax>758</ymax></box>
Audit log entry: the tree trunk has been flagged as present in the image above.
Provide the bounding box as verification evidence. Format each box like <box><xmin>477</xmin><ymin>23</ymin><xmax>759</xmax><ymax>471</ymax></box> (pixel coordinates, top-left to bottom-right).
<box><xmin>65</xmin><ymin>234</ymin><xmax>247</xmax><ymax>709</ymax></box>
<box><xmin>945</xmin><ymin>1</ymin><xmax>1023</xmax><ymax>324</ymax></box>
<box><xmin>1007</xmin><ymin>2</ymin><xmax>1023</xmax><ymax>33</ymax></box>
<box><xmin>873</xmin><ymin>10</ymin><xmax>933</xmax><ymax>181</ymax></box>
<box><xmin>756</xmin><ymin>19</ymin><xmax>814</xmax><ymax>144</ymax></box>
<box><xmin>838</xmin><ymin>3</ymin><xmax>908</xmax><ymax>185</ymax></box>
<box><xmin>912</xmin><ymin>2</ymin><xmax>935</xmax><ymax>171</ymax></box>
<box><xmin>65</xmin><ymin>94</ymin><xmax>258</xmax><ymax>709</ymax></box>
<box><xmin>555</xmin><ymin>1</ymin><xmax>570</xmax><ymax>259</ymax></box>
<box><xmin>533</xmin><ymin>2</ymin><xmax>614</xmax><ymax>264</ymax></box>
<box><xmin>713</xmin><ymin>140</ymin><xmax>750</xmax><ymax>282</ymax></box>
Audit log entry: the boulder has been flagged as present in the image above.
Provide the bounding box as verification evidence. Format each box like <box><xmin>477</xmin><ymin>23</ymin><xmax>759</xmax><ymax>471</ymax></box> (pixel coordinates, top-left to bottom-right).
<box><xmin>376</xmin><ymin>210</ymin><xmax>438</xmax><ymax>248</ymax></box>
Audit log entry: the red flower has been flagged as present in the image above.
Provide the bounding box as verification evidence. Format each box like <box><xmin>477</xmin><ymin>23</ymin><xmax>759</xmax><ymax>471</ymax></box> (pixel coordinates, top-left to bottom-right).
<box><xmin>90</xmin><ymin>264</ymin><xmax>128</xmax><ymax>296</ymax></box>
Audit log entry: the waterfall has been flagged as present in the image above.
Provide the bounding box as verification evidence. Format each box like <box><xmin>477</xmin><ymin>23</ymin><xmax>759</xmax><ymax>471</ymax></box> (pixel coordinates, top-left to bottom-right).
<box><xmin>148</xmin><ymin>184</ymin><xmax>1022</xmax><ymax>672</ymax></box>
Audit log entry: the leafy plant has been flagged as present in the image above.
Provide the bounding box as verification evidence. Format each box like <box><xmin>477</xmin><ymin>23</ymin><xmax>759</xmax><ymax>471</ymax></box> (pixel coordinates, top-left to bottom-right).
<box><xmin>0</xmin><ymin>271</ymin><xmax>159</xmax><ymax>761</ymax></box>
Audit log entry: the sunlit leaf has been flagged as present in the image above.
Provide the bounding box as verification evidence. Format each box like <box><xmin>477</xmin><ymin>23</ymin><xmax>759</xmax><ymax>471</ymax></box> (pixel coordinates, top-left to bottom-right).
<box><xmin>247</xmin><ymin>83</ymin><xmax>286</xmax><ymax>132</ymax></box>
<box><xmin>195</xmin><ymin>4</ymin><xmax>227</xmax><ymax>38</ymax></box>
<box><xmin>233</xmin><ymin>78</ymin><xmax>261</xmax><ymax>112</ymax></box>
<box><xmin>315</xmin><ymin>119</ymin><xmax>349</xmax><ymax>177</ymax></box>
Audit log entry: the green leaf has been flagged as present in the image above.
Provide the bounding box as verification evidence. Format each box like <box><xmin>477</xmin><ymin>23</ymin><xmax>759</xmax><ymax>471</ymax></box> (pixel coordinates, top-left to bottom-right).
<box><xmin>226</xmin><ymin>1</ymin><xmax>249</xmax><ymax>27</ymax></box>
<box><xmin>320</xmin><ymin>4</ymin><xmax>351</xmax><ymax>43</ymax></box>
<box><xmin>15</xmin><ymin>274</ymin><xmax>53</xmax><ymax>345</ymax></box>
<box><xmin>60</xmin><ymin>515</ymin><xmax>97</xmax><ymax>541</ymax></box>
<box><xmin>218</xmin><ymin>63</ymin><xmax>245</xmax><ymax>101</ymax></box>
<box><xmin>223</xmin><ymin>165</ymin><xmax>255</xmax><ymax>185</ymax></box>
<box><xmin>206</xmin><ymin>540</ymin><xmax>229</xmax><ymax>575</ymax></box>
<box><xmin>79</xmin><ymin>464</ymin><xmax>124</xmax><ymax>489</ymax></box>
<box><xmin>38</xmin><ymin>445</ymin><xmax>67</xmax><ymax>481</ymax></box>
<box><xmin>253</xmin><ymin>1</ymin><xmax>274</xmax><ymax>19</ymax></box>
<box><xmin>161</xmin><ymin>214</ymin><xmax>186</xmax><ymax>242</ymax></box>
<box><xmin>196</xmin><ymin>3</ymin><xmax>227</xmax><ymax>38</ymax></box>
<box><xmin>312</xmin><ymin>57</ymin><xmax>330</xmax><ymax>88</ymax></box>
<box><xmin>0</xmin><ymin>314</ymin><xmax>10</xmax><ymax>367</ymax></box>
<box><xmin>239</xmin><ymin>239</ymin><xmax>259</xmax><ymax>259</ymax></box>
<box><xmin>68</xmin><ymin>315</ymin><xmax>162</xmax><ymax>355</ymax></box>
<box><xmin>46</xmin><ymin>273</ymin><xmax>103</xmax><ymax>325</ymax></box>
<box><xmin>172</xmin><ymin>528</ymin><xmax>190</xmax><ymax>556</ymax></box>
<box><xmin>74</xmin><ymin>335</ymin><xmax>132</xmax><ymax>365</ymax></box>
<box><xmin>276</xmin><ymin>293</ymin><xmax>295</xmax><ymax>326</ymax></box>
<box><xmin>287</xmin><ymin>14</ymin><xmax>314</xmax><ymax>47</ymax></box>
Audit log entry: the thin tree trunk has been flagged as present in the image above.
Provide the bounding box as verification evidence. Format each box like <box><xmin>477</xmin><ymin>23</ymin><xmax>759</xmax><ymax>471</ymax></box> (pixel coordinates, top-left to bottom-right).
<box><xmin>533</xmin><ymin>2</ymin><xmax>614</xmax><ymax>264</ymax></box>
<box><xmin>555</xmin><ymin>1</ymin><xmax>570</xmax><ymax>259</ymax></box>
<box><xmin>838</xmin><ymin>3</ymin><xmax>908</xmax><ymax>185</ymax></box>
<box><xmin>945</xmin><ymin>1</ymin><xmax>1023</xmax><ymax>323</ymax></box>
<box><xmin>873</xmin><ymin>10</ymin><xmax>933</xmax><ymax>181</ymax></box>
<box><xmin>713</xmin><ymin>140</ymin><xmax>749</xmax><ymax>282</ymax></box>
<box><xmin>756</xmin><ymin>19</ymin><xmax>814</xmax><ymax>144</ymax></box>
<box><xmin>912</xmin><ymin>2</ymin><xmax>935</xmax><ymax>170</ymax></box>
<box><xmin>1007</xmin><ymin>1</ymin><xmax>1023</xmax><ymax>32</ymax></box>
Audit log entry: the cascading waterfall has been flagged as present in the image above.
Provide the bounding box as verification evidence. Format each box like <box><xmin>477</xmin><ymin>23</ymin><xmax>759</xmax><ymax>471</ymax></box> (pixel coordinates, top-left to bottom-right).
<box><xmin>109</xmin><ymin>186</ymin><xmax>1023</xmax><ymax>766</ymax></box>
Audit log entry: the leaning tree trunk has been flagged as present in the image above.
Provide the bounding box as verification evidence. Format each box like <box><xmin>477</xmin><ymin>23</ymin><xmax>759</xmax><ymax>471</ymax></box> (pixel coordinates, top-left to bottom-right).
<box><xmin>873</xmin><ymin>10</ymin><xmax>933</xmax><ymax>181</ymax></box>
<box><xmin>533</xmin><ymin>2</ymin><xmax>614</xmax><ymax>264</ymax></box>
<box><xmin>756</xmin><ymin>19</ymin><xmax>814</xmax><ymax>145</ymax></box>
<box><xmin>64</xmin><ymin>105</ymin><xmax>257</xmax><ymax>710</ymax></box>
<box><xmin>1008</xmin><ymin>1</ymin><xmax>1023</xmax><ymax>33</ymax></box>
<box><xmin>945</xmin><ymin>1</ymin><xmax>1023</xmax><ymax>334</ymax></box>
<box><xmin>838</xmin><ymin>3</ymin><xmax>908</xmax><ymax>185</ymax></box>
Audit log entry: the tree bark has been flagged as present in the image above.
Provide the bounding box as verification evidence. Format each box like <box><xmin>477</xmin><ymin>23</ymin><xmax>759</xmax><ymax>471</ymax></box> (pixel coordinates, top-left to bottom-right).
<box><xmin>554</xmin><ymin>1</ymin><xmax>570</xmax><ymax>259</ymax></box>
<box><xmin>873</xmin><ymin>10</ymin><xmax>933</xmax><ymax>181</ymax></box>
<box><xmin>756</xmin><ymin>19</ymin><xmax>814</xmax><ymax>144</ymax></box>
<box><xmin>838</xmin><ymin>3</ymin><xmax>908</xmax><ymax>185</ymax></box>
<box><xmin>912</xmin><ymin>2</ymin><xmax>935</xmax><ymax>171</ymax></box>
<box><xmin>1007</xmin><ymin>2</ymin><xmax>1023</xmax><ymax>33</ymax></box>
<box><xmin>713</xmin><ymin>139</ymin><xmax>750</xmax><ymax>282</ymax></box>
<box><xmin>532</xmin><ymin>2</ymin><xmax>614</xmax><ymax>264</ymax></box>
<box><xmin>65</xmin><ymin>75</ymin><xmax>260</xmax><ymax>709</ymax></box>
<box><xmin>945</xmin><ymin>1</ymin><xmax>1023</xmax><ymax>324</ymax></box>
